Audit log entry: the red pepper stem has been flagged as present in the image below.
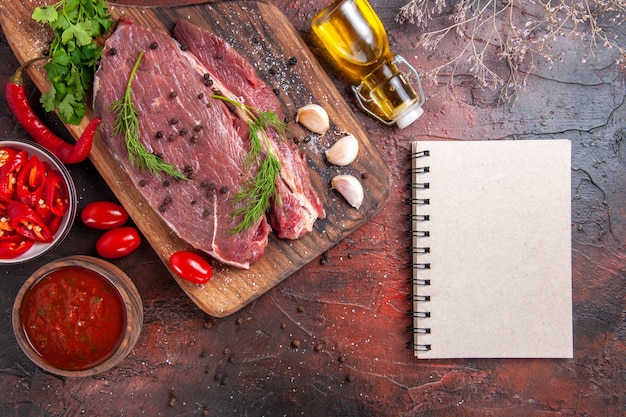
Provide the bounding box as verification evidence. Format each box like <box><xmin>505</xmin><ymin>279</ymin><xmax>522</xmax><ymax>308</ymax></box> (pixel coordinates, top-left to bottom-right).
<box><xmin>9</xmin><ymin>56</ymin><xmax>49</xmax><ymax>86</ymax></box>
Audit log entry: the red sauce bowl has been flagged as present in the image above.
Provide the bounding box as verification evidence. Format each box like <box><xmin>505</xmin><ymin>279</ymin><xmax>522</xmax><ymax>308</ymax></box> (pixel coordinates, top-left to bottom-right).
<box><xmin>12</xmin><ymin>255</ymin><xmax>143</xmax><ymax>377</ymax></box>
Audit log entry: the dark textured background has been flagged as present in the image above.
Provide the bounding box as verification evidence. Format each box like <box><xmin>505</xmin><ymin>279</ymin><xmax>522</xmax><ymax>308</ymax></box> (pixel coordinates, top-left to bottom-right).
<box><xmin>1</xmin><ymin>1</ymin><xmax>624</xmax><ymax>416</ymax></box>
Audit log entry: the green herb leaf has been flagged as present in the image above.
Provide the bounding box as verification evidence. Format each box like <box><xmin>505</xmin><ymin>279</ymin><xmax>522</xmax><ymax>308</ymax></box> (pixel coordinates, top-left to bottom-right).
<box><xmin>32</xmin><ymin>6</ymin><xmax>58</xmax><ymax>24</ymax></box>
<box><xmin>110</xmin><ymin>51</ymin><xmax>188</xmax><ymax>181</ymax></box>
<box><xmin>32</xmin><ymin>0</ymin><xmax>113</xmax><ymax>125</ymax></box>
<box><xmin>211</xmin><ymin>94</ymin><xmax>286</xmax><ymax>233</ymax></box>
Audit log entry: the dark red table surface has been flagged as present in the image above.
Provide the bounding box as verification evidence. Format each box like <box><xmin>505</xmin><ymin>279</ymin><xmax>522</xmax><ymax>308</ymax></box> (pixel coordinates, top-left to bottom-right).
<box><xmin>1</xmin><ymin>1</ymin><xmax>625</xmax><ymax>416</ymax></box>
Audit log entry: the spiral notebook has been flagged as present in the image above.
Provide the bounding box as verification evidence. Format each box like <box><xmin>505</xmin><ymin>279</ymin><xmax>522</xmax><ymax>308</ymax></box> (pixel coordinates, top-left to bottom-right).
<box><xmin>409</xmin><ymin>140</ymin><xmax>573</xmax><ymax>359</ymax></box>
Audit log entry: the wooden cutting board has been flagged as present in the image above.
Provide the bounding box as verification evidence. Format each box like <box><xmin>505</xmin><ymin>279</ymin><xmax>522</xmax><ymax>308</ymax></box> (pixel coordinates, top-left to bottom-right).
<box><xmin>0</xmin><ymin>1</ymin><xmax>392</xmax><ymax>317</ymax></box>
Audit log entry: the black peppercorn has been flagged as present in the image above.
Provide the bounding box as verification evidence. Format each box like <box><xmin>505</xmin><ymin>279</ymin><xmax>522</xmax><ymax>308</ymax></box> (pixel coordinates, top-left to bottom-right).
<box><xmin>170</xmin><ymin>117</ymin><xmax>178</xmax><ymax>125</ymax></box>
<box><xmin>287</xmin><ymin>56</ymin><xmax>298</xmax><ymax>66</ymax></box>
<box><xmin>150</xmin><ymin>41</ymin><xmax>158</xmax><ymax>49</ymax></box>
<box><xmin>220</xmin><ymin>185</ymin><xmax>228</xmax><ymax>194</ymax></box>
<box><xmin>109</xmin><ymin>48</ymin><xmax>117</xmax><ymax>56</ymax></box>
<box><xmin>155</xmin><ymin>131</ymin><xmax>164</xmax><ymax>139</ymax></box>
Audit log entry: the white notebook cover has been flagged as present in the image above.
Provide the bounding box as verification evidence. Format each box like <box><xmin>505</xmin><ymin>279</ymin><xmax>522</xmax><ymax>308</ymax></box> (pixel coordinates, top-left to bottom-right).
<box><xmin>410</xmin><ymin>140</ymin><xmax>573</xmax><ymax>359</ymax></box>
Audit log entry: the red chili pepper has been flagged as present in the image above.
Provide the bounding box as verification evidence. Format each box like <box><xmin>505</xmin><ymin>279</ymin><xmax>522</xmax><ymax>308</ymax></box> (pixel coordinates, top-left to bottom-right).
<box><xmin>5</xmin><ymin>57</ymin><xmax>100</xmax><ymax>164</ymax></box>
<box><xmin>43</xmin><ymin>169</ymin><xmax>69</xmax><ymax>217</ymax></box>
<box><xmin>46</xmin><ymin>214</ymin><xmax>62</xmax><ymax>236</ymax></box>
<box><xmin>0</xmin><ymin>150</ymin><xmax>27</xmax><ymax>201</ymax></box>
<box><xmin>0</xmin><ymin>148</ymin><xmax>17</xmax><ymax>169</ymax></box>
<box><xmin>0</xmin><ymin>202</ymin><xmax>17</xmax><ymax>240</ymax></box>
<box><xmin>16</xmin><ymin>155</ymin><xmax>47</xmax><ymax>207</ymax></box>
<box><xmin>0</xmin><ymin>235</ymin><xmax>34</xmax><ymax>259</ymax></box>
<box><xmin>7</xmin><ymin>200</ymin><xmax>53</xmax><ymax>243</ymax></box>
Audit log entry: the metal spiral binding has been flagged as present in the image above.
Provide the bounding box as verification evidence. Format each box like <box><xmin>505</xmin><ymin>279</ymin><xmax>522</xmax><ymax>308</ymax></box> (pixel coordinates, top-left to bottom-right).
<box><xmin>409</xmin><ymin>145</ymin><xmax>431</xmax><ymax>353</ymax></box>
<box><xmin>406</xmin><ymin>341</ymin><xmax>432</xmax><ymax>352</ymax></box>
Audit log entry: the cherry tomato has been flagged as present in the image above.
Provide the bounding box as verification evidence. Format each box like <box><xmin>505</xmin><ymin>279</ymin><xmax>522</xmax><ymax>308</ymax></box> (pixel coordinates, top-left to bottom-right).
<box><xmin>96</xmin><ymin>226</ymin><xmax>141</xmax><ymax>259</ymax></box>
<box><xmin>169</xmin><ymin>251</ymin><xmax>213</xmax><ymax>284</ymax></box>
<box><xmin>81</xmin><ymin>201</ymin><xmax>129</xmax><ymax>230</ymax></box>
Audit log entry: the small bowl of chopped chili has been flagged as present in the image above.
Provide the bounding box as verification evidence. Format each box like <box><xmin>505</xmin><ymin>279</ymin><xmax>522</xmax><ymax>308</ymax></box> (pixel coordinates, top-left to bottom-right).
<box><xmin>0</xmin><ymin>139</ymin><xmax>77</xmax><ymax>264</ymax></box>
<box><xmin>12</xmin><ymin>255</ymin><xmax>143</xmax><ymax>377</ymax></box>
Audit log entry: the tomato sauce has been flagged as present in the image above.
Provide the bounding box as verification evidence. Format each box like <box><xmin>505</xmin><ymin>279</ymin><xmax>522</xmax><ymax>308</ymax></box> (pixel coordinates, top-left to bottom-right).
<box><xmin>19</xmin><ymin>266</ymin><xmax>126</xmax><ymax>371</ymax></box>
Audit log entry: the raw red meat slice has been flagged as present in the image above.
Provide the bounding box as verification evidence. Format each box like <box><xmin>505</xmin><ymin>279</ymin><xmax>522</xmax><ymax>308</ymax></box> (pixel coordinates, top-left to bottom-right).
<box><xmin>93</xmin><ymin>18</ymin><xmax>272</xmax><ymax>269</ymax></box>
<box><xmin>173</xmin><ymin>19</ymin><xmax>325</xmax><ymax>239</ymax></box>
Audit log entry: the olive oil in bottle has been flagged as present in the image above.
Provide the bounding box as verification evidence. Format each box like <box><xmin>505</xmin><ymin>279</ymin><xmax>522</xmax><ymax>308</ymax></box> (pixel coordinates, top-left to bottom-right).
<box><xmin>312</xmin><ymin>0</ymin><xmax>424</xmax><ymax>128</ymax></box>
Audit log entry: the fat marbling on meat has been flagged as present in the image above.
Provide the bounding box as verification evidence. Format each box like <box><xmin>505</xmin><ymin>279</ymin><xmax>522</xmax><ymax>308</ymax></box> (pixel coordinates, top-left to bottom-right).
<box><xmin>93</xmin><ymin>18</ymin><xmax>322</xmax><ymax>269</ymax></box>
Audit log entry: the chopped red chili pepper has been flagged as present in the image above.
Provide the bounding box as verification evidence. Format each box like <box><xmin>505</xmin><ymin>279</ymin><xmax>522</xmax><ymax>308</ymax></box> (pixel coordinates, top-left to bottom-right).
<box><xmin>8</xmin><ymin>200</ymin><xmax>53</xmax><ymax>243</ymax></box>
<box><xmin>0</xmin><ymin>235</ymin><xmax>34</xmax><ymax>259</ymax></box>
<box><xmin>43</xmin><ymin>169</ymin><xmax>69</xmax><ymax>217</ymax></box>
<box><xmin>0</xmin><ymin>147</ymin><xmax>17</xmax><ymax>169</ymax></box>
<box><xmin>46</xmin><ymin>214</ymin><xmax>62</xmax><ymax>236</ymax></box>
<box><xmin>35</xmin><ymin>196</ymin><xmax>52</xmax><ymax>222</ymax></box>
<box><xmin>0</xmin><ymin>150</ymin><xmax>28</xmax><ymax>201</ymax></box>
<box><xmin>16</xmin><ymin>155</ymin><xmax>47</xmax><ymax>207</ymax></box>
<box><xmin>0</xmin><ymin>202</ymin><xmax>17</xmax><ymax>240</ymax></box>
<box><xmin>4</xmin><ymin>57</ymin><xmax>99</xmax><ymax>164</ymax></box>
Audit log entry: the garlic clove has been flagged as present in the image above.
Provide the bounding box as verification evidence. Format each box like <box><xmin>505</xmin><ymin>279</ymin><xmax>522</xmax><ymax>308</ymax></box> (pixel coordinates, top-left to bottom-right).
<box><xmin>331</xmin><ymin>174</ymin><xmax>364</xmax><ymax>209</ymax></box>
<box><xmin>325</xmin><ymin>134</ymin><xmax>359</xmax><ymax>166</ymax></box>
<box><xmin>296</xmin><ymin>104</ymin><xmax>330</xmax><ymax>134</ymax></box>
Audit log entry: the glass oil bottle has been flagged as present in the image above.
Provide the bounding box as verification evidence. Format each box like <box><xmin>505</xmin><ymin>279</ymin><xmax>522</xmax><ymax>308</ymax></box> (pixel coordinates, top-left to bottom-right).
<box><xmin>311</xmin><ymin>0</ymin><xmax>425</xmax><ymax>128</ymax></box>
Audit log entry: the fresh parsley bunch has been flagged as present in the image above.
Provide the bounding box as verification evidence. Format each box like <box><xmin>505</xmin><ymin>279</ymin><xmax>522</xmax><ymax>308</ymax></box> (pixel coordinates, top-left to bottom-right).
<box><xmin>33</xmin><ymin>0</ymin><xmax>113</xmax><ymax>125</ymax></box>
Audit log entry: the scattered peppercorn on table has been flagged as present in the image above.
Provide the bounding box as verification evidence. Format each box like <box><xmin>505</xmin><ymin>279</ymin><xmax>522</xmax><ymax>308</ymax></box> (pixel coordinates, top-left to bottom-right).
<box><xmin>1</xmin><ymin>1</ymin><xmax>625</xmax><ymax>416</ymax></box>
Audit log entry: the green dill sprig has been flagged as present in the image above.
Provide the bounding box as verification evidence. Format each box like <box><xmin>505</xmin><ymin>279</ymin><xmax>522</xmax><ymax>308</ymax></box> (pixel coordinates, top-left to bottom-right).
<box><xmin>110</xmin><ymin>51</ymin><xmax>187</xmax><ymax>180</ymax></box>
<box><xmin>212</xmin><ymin>94</ymin><xmax>286</xmax><ymax>233</ymax></box>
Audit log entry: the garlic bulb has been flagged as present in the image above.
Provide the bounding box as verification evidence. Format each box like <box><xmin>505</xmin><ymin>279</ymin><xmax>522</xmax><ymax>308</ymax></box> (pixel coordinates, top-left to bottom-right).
<box><xmin>296</xmin><ymin>104</ymin><xmax>330</xmax><ymax>134</ymax></box>
<box><xmin>325</xmin><ymin>134</ymin><xmax>359</xmax><ymax>166</ymax></box>
<box><xmin>331</xmin><ymin>175</ymin><xmax>364</xmax><ymax>209</ymax></box>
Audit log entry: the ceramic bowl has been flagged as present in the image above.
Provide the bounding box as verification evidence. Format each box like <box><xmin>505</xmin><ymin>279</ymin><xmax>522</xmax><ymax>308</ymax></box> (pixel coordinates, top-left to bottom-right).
<box><xmin>12</xmin><ymin>255</ymin><xmax>143</xmax><ymax>377</ymax></box>
<box><xmin>0</xmin><ymin>139</ymin><xmax>77</xmax><ymax>264</ymax></box>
